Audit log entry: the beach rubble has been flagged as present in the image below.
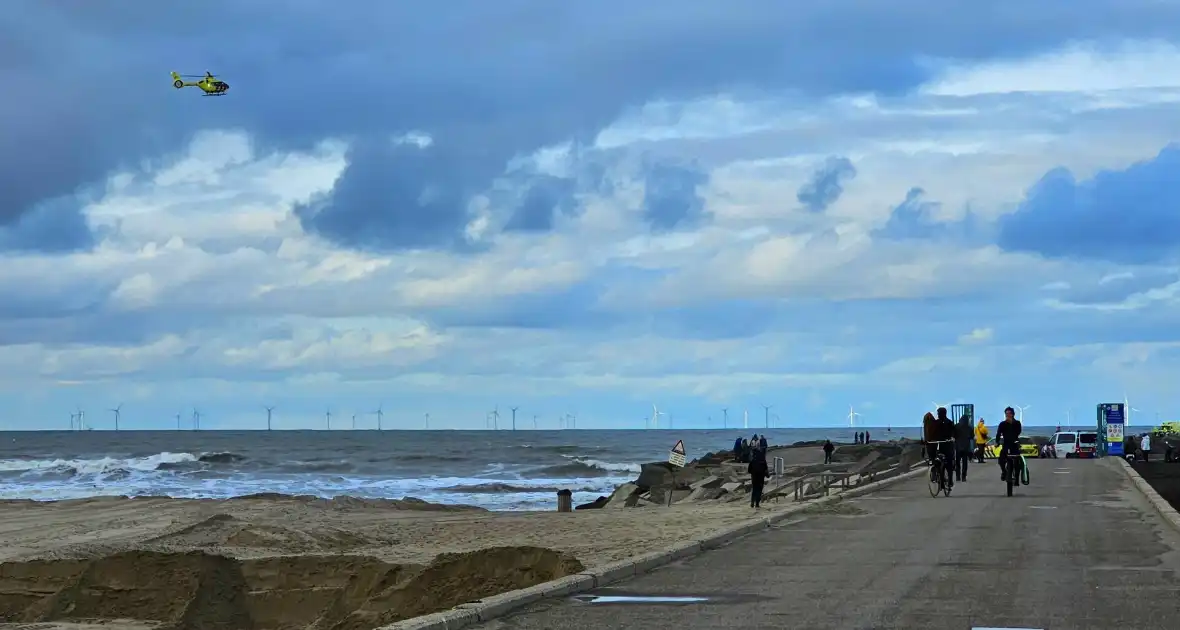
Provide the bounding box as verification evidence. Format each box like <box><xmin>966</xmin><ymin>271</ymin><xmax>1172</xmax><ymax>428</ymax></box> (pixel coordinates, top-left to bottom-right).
<box><xmin>580</xmin><ymin>439</ymin><xmax>923</xmax><ymax>509</ymax></box>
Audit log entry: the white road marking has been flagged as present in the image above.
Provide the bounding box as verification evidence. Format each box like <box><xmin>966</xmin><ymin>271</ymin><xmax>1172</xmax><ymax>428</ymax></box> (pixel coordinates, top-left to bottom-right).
<box><xmin>972</xmin><ymin>627</ymin><xmax>1044</xmax><ymax>630</ymax></box>
<box><xmin>1053</xmin><ymin>471</ymin><xmax>1071</xmax><ymax>474</ymax></box>
<box><xmin>1029</xmin><ymin>506</ymin><xmax>1058</xmax><ymax>509</ymax></box>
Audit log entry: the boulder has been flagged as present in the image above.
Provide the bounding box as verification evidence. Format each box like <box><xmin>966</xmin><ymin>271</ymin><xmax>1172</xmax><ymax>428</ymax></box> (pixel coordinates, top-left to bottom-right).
<box><xmin>690</xmin><ymin>475</ymin><xmax>724</xmax><ymax>490</ymax></box>
<box><xmin>647</xmin><ymin>487</ymin><xmax>692</xmax><ymax>505</ymax></box>
<box><xmin>720</xmin><ymin>481</ymin><xmax>747</xmax><ymax>494</ymax></box>
<box><xmin>718</xmin><ymin>462</ymin><xmax>748</xmax><ymax>481</ymax></box>
<box><xmin>848</xmin><ymin>451</ymin><xmax>881</xmax><ymax>474</ymax></box>
<box><xmin>687</xmin><ymin>486</ymin><xmax>726</xmax><ymax>502</ymax></box>
<box><xmin>635</xmin><ymin>463</ymin><xmax>675</xmax><ymax>489</ymax></box>
<box><xmin>575</xmin><ymin>495</ymin><xmax>609</xmax><ymax>510</ymax></box>
<box><xmin>606</xmin><ymin>483</ymin><xmax>641</xmax><ymax>508</ymax></box>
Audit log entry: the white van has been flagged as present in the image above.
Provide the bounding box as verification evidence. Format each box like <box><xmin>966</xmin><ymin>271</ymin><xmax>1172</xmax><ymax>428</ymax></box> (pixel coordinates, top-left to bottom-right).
<box><xmin>1052</xmin><ymin>431</ymin><xmax>1079</xmax><ymax>458</ymax></box>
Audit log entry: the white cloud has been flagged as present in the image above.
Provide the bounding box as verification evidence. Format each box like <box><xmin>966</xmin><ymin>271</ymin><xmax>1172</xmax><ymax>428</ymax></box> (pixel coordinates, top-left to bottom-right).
<box><xmin>922</xmin><ymin>40</ymin><xmax>1180</xmax><ymax>96</ymax></box>
<box><xmin>8</xmin><ymin>40</ymin><xmax>1180</xmax><ymax>428</ymax></box>
<box><xmin>958</xmin><ymin>327</ymin><xmax>994</xmax><ymax>345</ymax></box>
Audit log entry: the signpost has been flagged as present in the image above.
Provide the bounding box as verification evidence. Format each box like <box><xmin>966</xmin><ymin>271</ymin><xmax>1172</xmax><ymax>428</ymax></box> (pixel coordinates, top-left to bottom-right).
<box><xmin>667</xmin><ymin>440</ymin><xmax>686</xmax><ymax>507</ymax></box>
<box><xmin>668</xmin><ymin>439</ymin><xmax>687</xmax><ymax>468</ymax></box>
<box><xmin>1098</xmin><ymin>403</ymin><xmax>1125</xmax><ymax>457</ymax></box>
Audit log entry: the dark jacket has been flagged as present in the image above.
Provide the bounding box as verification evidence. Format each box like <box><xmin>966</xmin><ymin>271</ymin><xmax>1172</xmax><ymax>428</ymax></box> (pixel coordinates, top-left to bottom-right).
<box><xmin>823</xmin><ymin>441</ymin><xmax>834</xmax><ymax>453</ymax></box>
<box><xmin>954</xmin><ymin>419</ymin><xmax>974</xmax><ymax>451</ymax></box>
<box><xmin>997</xmin><ymin>419</ymin><xmax>1023</xmax><ymax>448</ymax></box>
<box><xmin>748</xmin><ymin>457</ymin><xmax>769</xmax><ymax>485</ymax></box>
<box><xmin>934</xmin><ymin>414</ymin><xmax>956</xmax><ymax>444</ymax></box>
<box><xmin>758</xmin><ymin>436</ymin><xmax>768</xmax><ymax>450</ymax></box>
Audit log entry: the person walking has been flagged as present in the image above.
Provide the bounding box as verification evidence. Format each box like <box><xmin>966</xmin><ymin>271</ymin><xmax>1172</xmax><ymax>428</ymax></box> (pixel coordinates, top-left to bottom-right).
<box><xmin>823</xmin><ymin>439</ymin><xmax>835</xmax><ymax>464</ymax></box>
<box><xmin>974</xmin><ymin>417</ymin><xmax>989</xmax><ymax>463</ymax></box>
<box><xmin>748</xmin><ymin>451</ymin><xmax>769</xmax><ymax>508</ymax></box>
<box><xmin>954</xmin><ymin>413</ymin><xmax>974</xmax><ymax>481</ymax></box>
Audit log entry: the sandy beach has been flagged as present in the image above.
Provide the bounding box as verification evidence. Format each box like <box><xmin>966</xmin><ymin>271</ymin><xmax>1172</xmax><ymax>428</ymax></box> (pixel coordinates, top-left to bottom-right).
<box><xmin>0</xmin><ymin>491</ymin><xmax>795</xmax><ymax>630</ymax></box>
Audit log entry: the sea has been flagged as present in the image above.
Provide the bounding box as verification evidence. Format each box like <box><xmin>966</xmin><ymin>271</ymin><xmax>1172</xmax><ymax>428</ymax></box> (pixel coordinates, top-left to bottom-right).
<box><xmin>0</xmin><ymin>425</ymin><xmax>1072</xmax><ymax>510</ymax></box>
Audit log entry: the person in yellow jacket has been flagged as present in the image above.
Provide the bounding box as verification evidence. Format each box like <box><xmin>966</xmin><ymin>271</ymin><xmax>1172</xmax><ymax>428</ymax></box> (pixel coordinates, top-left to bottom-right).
<box><xmin>974</xmin><ymin>418</ymin><xmax>989</xmax><ymax>463</ymax></box>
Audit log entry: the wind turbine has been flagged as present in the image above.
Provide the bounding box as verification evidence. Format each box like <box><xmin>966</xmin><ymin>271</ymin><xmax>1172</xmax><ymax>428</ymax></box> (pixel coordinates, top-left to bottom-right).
<box><xmin>931</xmin><ymin>401</ymin><xmax>950</xmax><ymax>414</ymax></box>
<box><xmin>722</xmin><ymin>408</ymin><xmax>729</xmax><ymax>428</ymax></box>
<box><xmin>1013</xmin><ymin>404</ymin><xmax>1031</xmax><ymax>422</ymax></box>
<box><xmin>510</xmin><ymin>406</ymin><xmax>518</xmax><ymax>431</ymax></box>
<box><xmin>69</xmin><ymin>412</ymin><xmax>76</xmax><ymax>431</ymax></box>
<box><xmin>325</xmin><ymin>408</ymin><xmax>332</xmax><ymax>430</ymax></box>
<box><xmin>1124</xmin><ymin>393</ymin><xmax>1139</xmax><ymax>427</ymax></box>
<box><xmin>424</xmin><ymin>413</ymin><xmax>430</xmax><ymax>430</ymax></box>
<box><xmin>76</xmin><ymin>408</ymin><xmax>86</xmax><ymax>431</ymax></box>
<box><xmin>650</xmin><ymin>404</ymin><xmax>665</xmax><ymax>429</ymax></box>
<box><xmin>490</xmin><ymin>406</ymin><xmax>500</xmax><ymax>430</ymax></box>
<box><xmin>848</xmin><ymin>405</ymin><xmax>862</xmax><ymax>428</ymax></box>
<box><xmin>265</xmin><ymin>406</ymin><xmax>275</xmax><ymax>431</ymax></box>
<box><xmin>175</xmin><ymin>412</ymin><xmax>182</xmax><ymax>430</ymax></box>
<box><xmin>352</xmin><ymin>413</ymin><xmax>357</xmax><ymax>430</ymax></box>
<box><xmin>109</xmin><ymin>404</ymin><xmax>122</xmax><ymax>431</ymax></box>
<box><xmin>743</xmin><ymin>409</ymin><xmax>749</xmax><ymax>430</ymax></box>
<box><xmin>532</xmin><ymin>414</ymin><xmax>538</xmax><ymax>429</ymax></box>
<box><xmin>374</xmin><ymin>405</ymin><xmax>383</xmax><ymax>430</ymax></box>
<box><xmin>762</xmin><ymin>404</ymin><xmax>772</xmax><ymax>429</ymax></box>
<box><xmin>192</xmin><ymin>408</ymin><xmax>201</xmax><ymax>431</ymax></box>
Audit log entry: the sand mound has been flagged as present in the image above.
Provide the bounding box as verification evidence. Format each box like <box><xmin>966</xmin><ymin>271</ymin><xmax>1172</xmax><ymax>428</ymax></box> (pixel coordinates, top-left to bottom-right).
<box><xmin>0</xmin><ymin>546</ymin><xmax>583</xmax><ymax>630</ymax></box>
<box><xmin>145</xmin><ymin>514</ymin><xmax>372</xmax><ymax>554</ymax></box>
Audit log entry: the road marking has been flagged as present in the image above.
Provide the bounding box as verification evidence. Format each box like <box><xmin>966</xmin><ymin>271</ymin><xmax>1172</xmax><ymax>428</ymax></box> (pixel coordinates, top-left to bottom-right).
<box><xmin>1029</xmin><ymin>506</ymin><xmax>1057</xmax><ymax>509</ymax></box>
<box><xmin>581</xmin><ymin>595</ymin><xmax>708</xmax><ymax>603</ymax></box>
<box><xmin>1053</xmin><ymin>471</ymin><xmax>1071</xmax><ymax>474</ymax></box>
<box><xmin>972</xmin><ymin>627</ymin><xmax>1043</xmax><ymax>630</ymax></box>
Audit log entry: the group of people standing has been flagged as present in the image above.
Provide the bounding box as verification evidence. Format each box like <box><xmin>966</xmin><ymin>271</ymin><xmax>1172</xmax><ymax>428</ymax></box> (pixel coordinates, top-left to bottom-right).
<box><xmin>853</xmin><ymin>431</ymin><xmax>871</xmax><ymax>444</ymax></box>
<box><xmin>733</xmin><ymin>434</ymin><xmax>768</xmax><ymax>463</ymax></box>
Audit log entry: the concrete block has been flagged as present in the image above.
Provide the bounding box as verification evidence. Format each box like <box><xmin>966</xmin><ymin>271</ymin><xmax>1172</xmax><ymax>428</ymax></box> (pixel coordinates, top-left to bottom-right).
<box><xmin>690</xmin><ymin>474</ymin><xmax>724</xmax><ymax>489</ymax></box>
<box><xmin>587</xmin><ymin>559</ymin><xmax>638</xmax><ymax>586</ymax></box>
<box><xmin>662</xmin><ymin>540</ymin><xmax>703</xmax><ymax>560</ymax></box>
<box><xmin>377</xmin><ymin>607</ymin><xmax>479</xmax><ymax>630</ymax></box>
<box><xmin>456</xmin><ymin>574</ymin><xmax>596</xmax><ymax>622</ymax></box>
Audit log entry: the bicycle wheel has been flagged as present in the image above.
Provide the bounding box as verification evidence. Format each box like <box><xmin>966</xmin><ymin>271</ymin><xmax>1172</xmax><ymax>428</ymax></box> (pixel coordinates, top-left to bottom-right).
<box><xmin>928</xmin><ymin>464</ymin><xmax>941</xmax><ymax>497</ymax></box>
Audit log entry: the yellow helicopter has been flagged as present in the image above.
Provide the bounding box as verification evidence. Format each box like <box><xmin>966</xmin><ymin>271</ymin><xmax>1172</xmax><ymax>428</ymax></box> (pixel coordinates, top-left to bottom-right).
<box><xmin>171</xmin><ymin>71</ymin><xmax>229</xmax><ymax>96</ymax></box>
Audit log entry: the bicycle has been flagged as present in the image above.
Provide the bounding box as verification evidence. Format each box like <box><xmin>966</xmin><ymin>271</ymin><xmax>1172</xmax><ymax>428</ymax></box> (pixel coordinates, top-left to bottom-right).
<box><xmin>926</xmin><ymin>439</ymin><xmax>953</xmax><ymax>497</ymax></box>
<box><xmin>1001</xmin><ymin>450</ymin><xmax>1029</xmax><ymax>496</ymax></box>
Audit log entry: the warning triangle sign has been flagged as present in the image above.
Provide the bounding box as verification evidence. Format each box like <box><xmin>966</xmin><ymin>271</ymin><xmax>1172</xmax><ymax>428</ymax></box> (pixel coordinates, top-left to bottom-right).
<box><xmin>671</xmin><ymin>439</ymin><xmax>686</xmax><ymax>455</ymax></box>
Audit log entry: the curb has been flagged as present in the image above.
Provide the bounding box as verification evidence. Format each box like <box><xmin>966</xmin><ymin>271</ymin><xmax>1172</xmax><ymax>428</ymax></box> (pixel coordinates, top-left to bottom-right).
<box><xmin>378</xmin><ymin>465</ymin><xmax>927</xmax><ymax>630</ymax></box>
<box><xmin>1113</xmin><ymin>457</ymin><xmax>1180</xmax><ymax>533</ymax></box>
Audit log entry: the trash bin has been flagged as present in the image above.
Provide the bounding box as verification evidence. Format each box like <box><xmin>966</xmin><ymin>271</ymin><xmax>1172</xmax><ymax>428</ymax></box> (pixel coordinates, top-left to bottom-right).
<box><xmin>556</xmin><ymin>489</ymin><xmax>573</xmax><ymax>512</ymax></box>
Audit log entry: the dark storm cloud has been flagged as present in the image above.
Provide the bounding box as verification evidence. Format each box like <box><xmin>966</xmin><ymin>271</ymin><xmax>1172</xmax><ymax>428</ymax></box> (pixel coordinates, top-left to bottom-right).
<box><xmin>998</xmin><ymin>144</ymin><xmax>1180</xmax><ymax>264</ymax></box>
<box><xmin>874</xmin><ymin>187</ymin><xmax>986</xmax><ymax>243</ymax></box>
<box><xmin>797</xmin><ymin>157</ymin><xmax>857</xmax><ymax>212</ymax></box>
<box><xmin>10</xmin><ymin>0</ymin><xmax>1180</xmax><ymax>251</ymax></box>
<box><xmin>642</xmin><ymin>162</ymin><xmax>710</xmax><ymax>231</ymax></box>
<box><xmin>504</xmin><ymin>175</ymin><xmax>580</xmax><ymax>233</ymax></box>
<box><xmin>0</xmin><ymin>195</ymin><xmax>94</xmax><ymax>253</ymax></box>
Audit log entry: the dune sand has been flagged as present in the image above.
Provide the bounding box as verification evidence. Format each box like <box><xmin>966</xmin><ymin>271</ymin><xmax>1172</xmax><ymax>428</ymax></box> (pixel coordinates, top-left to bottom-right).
<box><xmin>0</xmin><ymin>492</ymin><xmax>792</xmax><ymax>629</ymax></box>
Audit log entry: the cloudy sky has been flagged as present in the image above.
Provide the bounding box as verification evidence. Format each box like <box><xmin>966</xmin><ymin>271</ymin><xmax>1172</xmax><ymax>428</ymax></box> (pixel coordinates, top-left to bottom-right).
<box><xmin>3</xmin><ymin>0</ymin><xmax>1180</xmax><ymax>431</ymax></box>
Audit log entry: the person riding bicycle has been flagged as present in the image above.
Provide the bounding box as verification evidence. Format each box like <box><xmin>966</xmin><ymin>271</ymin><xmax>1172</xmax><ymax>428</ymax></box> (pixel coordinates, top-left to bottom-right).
<box><xmin>997</xmin><ymin>406</ymin><xmax>1024</xmax><ymax>483</ymax></box>
<box><xmin>930</xmin><ymin>407</ymin><xmax>956</xmax><ymax>488</ymax></box>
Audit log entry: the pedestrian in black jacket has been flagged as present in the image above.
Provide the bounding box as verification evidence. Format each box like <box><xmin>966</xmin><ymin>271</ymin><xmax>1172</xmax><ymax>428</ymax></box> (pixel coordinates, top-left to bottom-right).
<box><xmin>953</xmin><ymin>414</ymin><xmax>974</xmax><ymax>481</ymax></box>
<box><xmin>748</xmin><ymin>452</ymin><xmax>769</xmax><ymax>508</ymax></box>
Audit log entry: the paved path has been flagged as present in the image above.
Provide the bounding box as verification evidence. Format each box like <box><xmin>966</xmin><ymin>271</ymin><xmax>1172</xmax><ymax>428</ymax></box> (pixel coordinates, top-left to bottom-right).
<box><xmin>480</xmin><ymin>458</ymin><xmax>1180</xmax><ymax>630</ymax></box>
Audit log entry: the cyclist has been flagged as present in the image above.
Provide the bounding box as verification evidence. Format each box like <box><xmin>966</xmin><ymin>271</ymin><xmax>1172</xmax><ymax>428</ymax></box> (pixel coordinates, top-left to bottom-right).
<box><xmin>996</xmin><ymin>406</ymin><xmax>1024</xmax><ymax>483</ymax></box>
<box><xmin>931</xmin><ymin>407</ymin><xmax>956</xmax><ymax>488</ymax></box>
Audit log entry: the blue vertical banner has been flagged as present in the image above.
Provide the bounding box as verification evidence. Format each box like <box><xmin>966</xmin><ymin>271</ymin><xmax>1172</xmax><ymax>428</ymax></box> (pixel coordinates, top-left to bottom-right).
<box><xmin>1105</xmin><ymin>403</ymin><xmax>1125</xmax><ymax>456</ymax></box>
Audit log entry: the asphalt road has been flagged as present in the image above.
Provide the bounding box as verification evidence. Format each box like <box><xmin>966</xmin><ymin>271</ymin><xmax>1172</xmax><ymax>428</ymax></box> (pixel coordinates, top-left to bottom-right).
<box><xmin>479</xmin><ymin>457</ymin><xmax>1180</xmax><ymax>630</ymax></box>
